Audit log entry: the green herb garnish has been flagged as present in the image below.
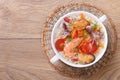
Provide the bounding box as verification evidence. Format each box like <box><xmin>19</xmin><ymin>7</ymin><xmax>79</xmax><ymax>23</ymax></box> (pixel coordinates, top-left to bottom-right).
<box><xmin>83</xmin><ymin>32</ymin><xmax>88</xmax><ymax>37</ymax></box>
<box><xmin>69</xmin><ymin>18</ymin><xmax>74</xmax><ymax>27</ymax></box>
<box><xmin>65</xmin><ymin>36</ymin><xmax>71</xmax><ymax>43</ymax></box>
<box><xmin>97</xmin><ymin>44</ymin><xmax>100</xmax><ymax>48</ymax></box>
<box><xmin>92</xmin><ymin>23</ymin><xmax>97</xmax><ymax>29</ymax></box>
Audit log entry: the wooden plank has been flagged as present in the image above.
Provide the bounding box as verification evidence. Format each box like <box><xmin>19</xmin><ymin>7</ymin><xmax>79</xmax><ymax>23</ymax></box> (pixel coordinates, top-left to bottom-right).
<box><xmin>0</xmin><ymin>0</ymin><xmax>119</xmax><ymax>38</ymax></box>
<box><xmin>0</xmin><ymin>39</ymin><xmax>119</xmax><ymax>80</ymax></box>
<box><xmin>0</xmin><ymin>39</ymin><xmax>74</xmax><ymax>80</ymax></box>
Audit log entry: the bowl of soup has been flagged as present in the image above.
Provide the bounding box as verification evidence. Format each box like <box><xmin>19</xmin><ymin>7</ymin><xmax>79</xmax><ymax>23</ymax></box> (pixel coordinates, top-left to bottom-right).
<box><xmin>51</xmin><ymin>11</ymin><xmax>108</xmax><ymax>68</ymax></box>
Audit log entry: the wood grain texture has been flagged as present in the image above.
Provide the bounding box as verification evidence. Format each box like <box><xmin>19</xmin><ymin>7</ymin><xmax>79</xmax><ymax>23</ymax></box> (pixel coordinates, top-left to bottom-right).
<box><xmin>0</xmin><ymin>0</ymin><xmax>119</xmax><ymax>38</ymax></box>
<box><xmin>0</xmin><ymin>0</ymin><xmax>119</xmax><ymax>80</ymax></box>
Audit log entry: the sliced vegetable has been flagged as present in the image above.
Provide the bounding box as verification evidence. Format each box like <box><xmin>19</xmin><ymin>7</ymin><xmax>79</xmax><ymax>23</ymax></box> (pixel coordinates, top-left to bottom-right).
<box><xmin>62</xmin><ymin>23</ymin><xmax>70</xmax><ymax>32</ymax></box>
<box><xmin>64</xmin><ymin>17</ymin><xmax>70</xmax><ymax>23</ymax></box>
<box><xmin>71</xmin><ymin>30</ymin><xmax>78</xmax><ymax>39</ymax></box>
<box><xmin>92</xmin><ymin>32</ymin><xmax>100</xmax><ymax>40</ymax></box>
<box><xmin>61</xmin><ymin>23</ymin><xmax>71</xmax><ymax>37</ymax></box>
<box><xmin>79</xmin><ymin>40</ymin><xmax>98</xmax><ymax>54</ymax></box>
<box><xmin>86</xmin><ymin>26</ymin><xmax>100</xmax><ymax>40</ymax></box>
<box><xmin>86</xmin><ymin>26</ymin><xmax>92</xmax><ymax>34</ymax></box>
<box><xmin>55</xmin><ymin>38</ymin><xmax>65</xmax><ymax>51</ymax></box>
<box><xmin>90</xmin><ymin>41</ymin><xmax>98</xmax><ymax>53</ymax></box>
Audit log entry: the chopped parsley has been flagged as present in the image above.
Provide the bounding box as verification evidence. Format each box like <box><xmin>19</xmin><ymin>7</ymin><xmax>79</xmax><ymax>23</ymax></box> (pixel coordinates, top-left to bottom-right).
<box><xmin>92</xmin><ymin>23</ymin><xmax>97</xmax><ymax>29</ymax></box>
<box><xmin>65</xmin><ymin>36</ymin><xmax>71</xmax><ymax>43</ymax></box>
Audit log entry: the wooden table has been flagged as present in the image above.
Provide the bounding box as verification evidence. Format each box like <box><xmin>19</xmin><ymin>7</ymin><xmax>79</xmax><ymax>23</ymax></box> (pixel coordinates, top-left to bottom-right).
<box><xmin>0</xmin><ymin>0</ymin><xmax>119</xmax><ymax>80</ymax></box>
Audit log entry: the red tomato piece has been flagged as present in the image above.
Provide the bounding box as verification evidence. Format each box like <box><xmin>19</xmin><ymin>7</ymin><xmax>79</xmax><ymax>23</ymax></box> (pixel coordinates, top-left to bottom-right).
<box><xmin>90</xmin><ymin>41</ymin><xmax>98</xmax><ymax>53</ymax></box>
<box><xmin>72</xmin><ymin>58</ymin><xmax>78</xmax><ymax>62</ymax></box>
<box><xmin>55</xmin><ymin>38</ymin><xmax>65</xmax><ymax>51</ymax></box>
<box><xmin>79</xmin><ymin>41</ymin><xmax>98</xmax><ymax>54</ymax></box>
<box><xmin>79</xmin><ymin>45</ymin><xmax>86</xmax><ymax>53</ymax></box>
<box><xmin>64</xmin><ymin>17</ymin><xmax>70</xmax><ymax>23</ymax></box>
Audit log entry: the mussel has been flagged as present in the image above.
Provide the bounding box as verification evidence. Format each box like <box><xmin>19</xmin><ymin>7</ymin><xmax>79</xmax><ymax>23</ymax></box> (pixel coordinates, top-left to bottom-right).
<box><xmin>78</xmin><ymin>54</ymin><xmax>95</xmax><ymax>64</ymax></box>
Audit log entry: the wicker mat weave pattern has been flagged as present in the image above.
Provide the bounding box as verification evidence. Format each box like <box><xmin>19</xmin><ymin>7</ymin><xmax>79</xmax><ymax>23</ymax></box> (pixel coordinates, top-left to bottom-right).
<box><xmin>42</xmin><ymin>4</ymin><xmax>116</xmax><ymax>78</ymax></box>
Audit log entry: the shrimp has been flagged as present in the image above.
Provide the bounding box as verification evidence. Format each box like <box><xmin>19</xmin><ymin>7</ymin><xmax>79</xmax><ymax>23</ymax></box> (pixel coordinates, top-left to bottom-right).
<box><xmin>64</xmin><ymin>38</ymin><xmax>83</xmax><ymax>58</ymax></box>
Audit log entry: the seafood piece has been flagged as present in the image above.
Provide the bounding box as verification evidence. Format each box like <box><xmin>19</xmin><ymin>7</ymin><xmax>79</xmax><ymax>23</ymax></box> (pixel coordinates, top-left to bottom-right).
<box><xmin>71</xmin><ymin>20</ymin><xmax>90</xmax><ymax>30</ymax></box>
<box><xmin>64</xmin><ymin>38</ymin><xmax>83</xmax><ymax>58</ymax></box>
<box><xmin>78</xmin><ymin>54</ymin><xmax>95</xmax><ymax>64</ymax></box>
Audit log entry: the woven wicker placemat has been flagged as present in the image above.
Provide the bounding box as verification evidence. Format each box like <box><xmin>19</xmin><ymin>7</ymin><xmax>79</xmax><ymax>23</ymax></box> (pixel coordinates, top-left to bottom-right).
<box><xmin>42</xmin><ymin>4</ymin><xmax>116</xmax><ymax>78</ymax></box>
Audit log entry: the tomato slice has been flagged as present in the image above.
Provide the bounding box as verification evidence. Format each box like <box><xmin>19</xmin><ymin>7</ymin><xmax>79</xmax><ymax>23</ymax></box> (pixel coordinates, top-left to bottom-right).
<box><xmin>64</xmin><ymin>17</ymin><xmax>70</xmax><ymax>23</ymax></box>
<box><xmin>55</xmin><ymin>38</ymin><xmax>65</xmax><ymax>51</ymax></box>
<box><xmin>79</xmin><ymin>40</ymin><xmax>98</xmax><ymax>54</ymax></box>
<box><xmin>90</xmin><ymin>41</ymin><xmax>98</xmax><ymax>53</ymax></box>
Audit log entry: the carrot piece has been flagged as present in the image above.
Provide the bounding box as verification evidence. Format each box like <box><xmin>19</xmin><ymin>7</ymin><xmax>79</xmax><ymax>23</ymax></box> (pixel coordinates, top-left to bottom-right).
<box><xmin>71</xmin><ymin>30</ymin><xmax>78</xmax><ymax>39</ymax></box>
<box><xmin>78</xmin><ymin>30</ymin><xmax>86</xmax><ymax>37</ymax></box>
<box><xmin>80</xmin><ymin>13</ymin><xmax>85</xmax><ymax>19</ymax></box>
